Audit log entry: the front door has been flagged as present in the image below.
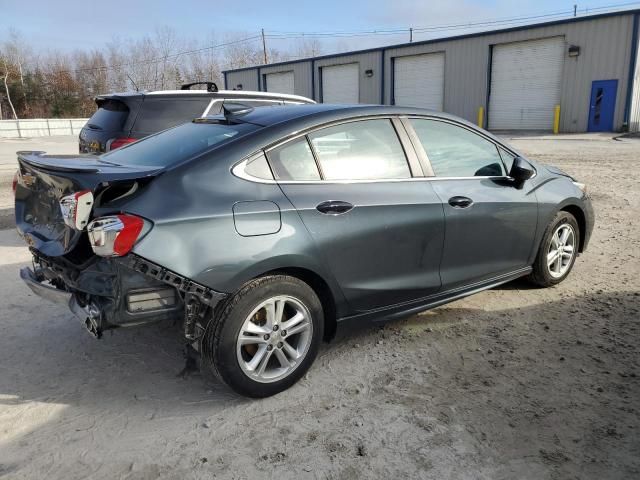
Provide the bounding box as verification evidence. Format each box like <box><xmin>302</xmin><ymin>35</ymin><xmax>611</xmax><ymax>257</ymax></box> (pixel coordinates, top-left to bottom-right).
<box><xmin>588</xmin><ymin>80</ymin><xmax>618</xmax><ymax>132</ymax></box>
<box><xmin>408</xmin><ymin>118</ymin><xmax>539</xmax><ymax>289</ymax></box>
<box><xmin>267</xmin><ymin>118</ymin><xmax>444</xmax><ymax>313</ymax></box>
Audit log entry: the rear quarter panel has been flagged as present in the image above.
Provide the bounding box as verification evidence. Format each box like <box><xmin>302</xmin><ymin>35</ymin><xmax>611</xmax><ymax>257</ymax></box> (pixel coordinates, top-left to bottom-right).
<box><xmin>122</xmin><ymin>145</ymin><xmax>346</xmax><ymax>310</ymax></box>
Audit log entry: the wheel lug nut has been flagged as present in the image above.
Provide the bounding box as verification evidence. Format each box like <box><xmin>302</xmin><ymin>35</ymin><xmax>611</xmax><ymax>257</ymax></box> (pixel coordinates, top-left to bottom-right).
<box><xmin>263</xmin><ymin>334</ymin><xmax>270</xmax><ymax>341</ymax></box>
<box><xmin>281</xmin><ymin>330</ymin><xmax>287</xmax><ymax>337</ymax></box>
<box><xmin>277</xmin><ymin>342</ymin><xmax>283</xmax><ymax>349</ymax></box>
<box><xmin>273</xmin><ymin>325</ymin><xmax>279</xmax><ymax>331</ymax></box>
<box><xmin>267</xmin><ymin>345</ymin><xmax>273</xmax><ymax>351</ymax></box>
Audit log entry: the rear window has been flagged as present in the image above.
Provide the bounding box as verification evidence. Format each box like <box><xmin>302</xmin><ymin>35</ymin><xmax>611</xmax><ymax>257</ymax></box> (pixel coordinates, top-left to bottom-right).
<box><xmin>101</xmin><ymin>121</ymin><xmax>256</xmax><ymax>167</ymax></box>
<box><xmin>88</xmin><ymin>99</ymin><xmax>129</xmax><ymax>131</ymax></box>
<box><xmin>132</xmin><ymin>98</ymin><xmax>211</xmax><ymax>134</ymax></box>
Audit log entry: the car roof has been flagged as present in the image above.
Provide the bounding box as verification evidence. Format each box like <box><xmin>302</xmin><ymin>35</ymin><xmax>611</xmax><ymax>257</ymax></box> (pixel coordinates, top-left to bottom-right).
<box><xmin>219</xmin><ymin>103</ymin><xmax>462</xmax><ymax>127</ymax></box>
<box><xmin>95</xmin><ymin>89</ymin><xmax>314</xmax><ymax>104</ymax></box>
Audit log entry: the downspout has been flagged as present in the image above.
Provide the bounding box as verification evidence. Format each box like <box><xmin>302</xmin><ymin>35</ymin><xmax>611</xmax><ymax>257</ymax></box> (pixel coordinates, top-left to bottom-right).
<box><xmin>623</xmin><ymin>13</ymin><xmax>639</xmax><ymax>130</ymax></box>
<box><xmin>311</xmin><ymin>59</ymin><xmax>315</xmax><ymax>101</ymax></box>
<box><xmin>380</xmin><ymin>48</ymin><xmax>386</xmax><ymax>104</ymax></box>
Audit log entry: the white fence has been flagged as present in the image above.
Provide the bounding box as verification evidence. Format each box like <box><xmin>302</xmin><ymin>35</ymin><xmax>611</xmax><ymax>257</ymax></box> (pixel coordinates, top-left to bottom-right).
<box><xmin>0</xmin><ymin>118</ymin><xmax>89</xmax><ymax>138</ymax></box>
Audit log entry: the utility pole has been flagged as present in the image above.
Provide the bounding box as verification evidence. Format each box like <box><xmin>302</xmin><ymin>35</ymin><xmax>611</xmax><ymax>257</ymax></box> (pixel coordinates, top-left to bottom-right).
<box><xmin>409</xmin><ymin>27</ymin><xmax>413</xmax><ymax>42</ymax></box>
<box><xmin>261</xmin><ymin>28</ymin><xmax>268</xmax><ymax>64</ymax></box>
<box><xmin>574</xmin><ymin>4</ymin><xmax>577</xmax><ymax>17</ymax></box>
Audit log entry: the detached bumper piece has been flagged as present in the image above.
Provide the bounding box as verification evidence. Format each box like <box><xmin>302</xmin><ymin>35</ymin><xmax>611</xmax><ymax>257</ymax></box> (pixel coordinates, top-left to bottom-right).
<box><xmin>21</xmin><ymin>250</ymin><xmax>226</xmax><ymax>339</ymax></box>
<box><xmin>20</xmin><ymin>266</ymin><xmax>103</xmax><ymax>337</ymax></box>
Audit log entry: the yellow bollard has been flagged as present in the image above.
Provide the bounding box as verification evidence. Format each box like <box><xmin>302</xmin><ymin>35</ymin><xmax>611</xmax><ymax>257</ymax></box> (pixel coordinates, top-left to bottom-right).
<box><xmin>477</xmin><ymin>106</ymin><xmax>484</xmax><ymax>129</ymax></box>
<box><xmin>553</xmin><ymin>105</ymin><xmax>561</xmax><ymax>134</ymax></box>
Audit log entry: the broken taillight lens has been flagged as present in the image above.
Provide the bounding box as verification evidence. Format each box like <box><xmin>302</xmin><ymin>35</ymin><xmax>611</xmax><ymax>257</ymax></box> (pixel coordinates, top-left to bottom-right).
<box><xmin>87</xmin><ymin>214</ymin><xmax>145</xmax><ymax>257</ymax></box>
<box><xmin>59</xmin><ymin>190</ymin><xmax>94</xmax><ymax>230</ymax></box>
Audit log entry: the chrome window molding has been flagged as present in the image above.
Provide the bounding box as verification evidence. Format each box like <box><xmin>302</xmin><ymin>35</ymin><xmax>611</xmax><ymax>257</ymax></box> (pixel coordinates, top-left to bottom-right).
<box><xmin>231</xmin><ymin>113</ymin><xmax>535</xmax><ymax>185</ymax></box>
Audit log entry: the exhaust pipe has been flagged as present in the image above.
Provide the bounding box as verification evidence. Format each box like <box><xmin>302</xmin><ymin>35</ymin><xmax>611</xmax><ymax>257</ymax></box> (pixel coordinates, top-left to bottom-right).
<box><xmin>69</xmin><ymin>296</ymin><xmax>103</xmax><ymax>338</ymax></box>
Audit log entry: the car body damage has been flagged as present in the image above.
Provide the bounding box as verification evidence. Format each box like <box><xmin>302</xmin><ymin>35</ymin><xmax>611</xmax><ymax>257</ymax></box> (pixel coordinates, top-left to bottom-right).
<box><xmin>15</xmin><ymin>104</ymin><xmax>595</xmax><ymax>397</ymax></box>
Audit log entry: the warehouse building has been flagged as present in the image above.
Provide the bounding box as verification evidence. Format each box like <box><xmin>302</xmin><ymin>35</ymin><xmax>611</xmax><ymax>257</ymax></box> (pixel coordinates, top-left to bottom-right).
<box><xmin>224</xmin><ymin>9</ymin><xmax>640</xmax><ymax>133</ymax></box>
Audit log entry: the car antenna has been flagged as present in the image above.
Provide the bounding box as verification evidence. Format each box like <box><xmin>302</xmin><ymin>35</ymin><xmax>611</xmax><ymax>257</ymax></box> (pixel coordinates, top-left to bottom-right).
<box><xmin>222</xmin><ymin>103</ymin><xmax>254</xmax><ymax>118</ymax></box>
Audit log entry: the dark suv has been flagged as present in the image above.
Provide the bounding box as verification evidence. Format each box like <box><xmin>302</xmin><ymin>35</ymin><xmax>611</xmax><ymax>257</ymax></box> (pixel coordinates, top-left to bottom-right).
<box><xmin>78</xmin><ymin>82</ymin><xmax>314</xmax><ymax>154</ymax></box>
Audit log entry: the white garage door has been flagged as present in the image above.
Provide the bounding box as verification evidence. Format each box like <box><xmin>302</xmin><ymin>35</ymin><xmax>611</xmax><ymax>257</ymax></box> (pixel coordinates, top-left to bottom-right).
<box><xmin>489</xmin><ymin>37</ymin><xmax>565</xmax><ymax>130</ymax></box>
<box><xmin>393</xmin><ymin>52</ymin><xmax>445</xmax><ymax>110</ymax></box>
<box><xmin>265</xmin><ymin>71</ymin><xmax>295</xmax><ymax>95</ymax></box>
<box><xmin>322</xmin><ymin>63</ymin><xmax>359</xmax><ymax>103</ymax></box>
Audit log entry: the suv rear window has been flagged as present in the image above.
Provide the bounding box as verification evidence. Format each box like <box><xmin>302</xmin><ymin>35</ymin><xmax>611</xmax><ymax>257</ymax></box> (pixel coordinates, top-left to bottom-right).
<box><xmin>88</xmin><ymin>99</ymin><xmax>129</xmax><ymax>132</ymax></box>
<box><xmin>101</xmin><ymin>121</ymin><xmax>257</xmax><ymax>167</ymax></box>
<box><xmin>132</xmin><ymin>98</ymin><xmax>211</xmax><ymax>134</ymax></box>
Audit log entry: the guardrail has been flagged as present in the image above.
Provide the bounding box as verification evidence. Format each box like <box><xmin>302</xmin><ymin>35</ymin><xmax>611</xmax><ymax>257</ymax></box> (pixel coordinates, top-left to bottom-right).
<box><xmin>0</xmin><ymin>118</ymin><xmax>89</xmax><ymax>138</ymax></box>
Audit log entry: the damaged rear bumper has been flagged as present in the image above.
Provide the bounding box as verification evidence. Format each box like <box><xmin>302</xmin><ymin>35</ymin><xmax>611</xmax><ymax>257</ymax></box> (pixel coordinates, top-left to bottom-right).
<box><xmin>20</xmin><ymin>251</ymin><xmax>227</xmax><ymax>340</ymax></box>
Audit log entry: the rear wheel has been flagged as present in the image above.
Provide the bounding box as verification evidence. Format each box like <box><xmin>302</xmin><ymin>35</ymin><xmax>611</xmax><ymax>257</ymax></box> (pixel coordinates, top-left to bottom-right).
<box><xmin>529</xmin><ymin>211</ymin><xmax>580</xmax><ymax>287</ymax></box>
<box><xmin>201</xmin><ymin>275</ymin><xmax>323</xmax><ymax>397</ymax></box>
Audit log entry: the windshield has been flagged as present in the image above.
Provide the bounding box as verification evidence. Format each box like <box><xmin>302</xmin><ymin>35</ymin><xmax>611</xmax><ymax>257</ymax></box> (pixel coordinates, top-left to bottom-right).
<box><xmin>101</xmin><ymin>121</ymin><xmax>257</xmax><ymax>167</ymax></box>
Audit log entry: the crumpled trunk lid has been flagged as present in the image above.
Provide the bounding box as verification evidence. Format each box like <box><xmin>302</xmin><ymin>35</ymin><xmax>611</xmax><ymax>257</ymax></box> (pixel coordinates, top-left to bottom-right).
<box><xmin>15</xmin><ymin>151</ymin><xmax>162</xmax><ymax>257</ymax></box>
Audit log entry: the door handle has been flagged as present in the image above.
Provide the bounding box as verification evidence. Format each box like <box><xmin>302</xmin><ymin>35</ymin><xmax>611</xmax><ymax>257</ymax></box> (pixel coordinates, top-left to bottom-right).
<box><xmin>448</xmin><ymin>196</ymin><xmax>473</xmax><ymax>208</ymax></box>
<box><xmin>316</xmin><ymin>200</ymin><xmax>354</xmax><ymax>215</ymax></box>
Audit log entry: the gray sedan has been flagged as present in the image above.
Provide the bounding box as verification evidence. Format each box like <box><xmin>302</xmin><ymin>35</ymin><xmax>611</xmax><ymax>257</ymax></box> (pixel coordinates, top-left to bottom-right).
<box><xmin>15</xmin><ymin>104</ymin><xmax>594</xmax><ymax>397</ymax></box>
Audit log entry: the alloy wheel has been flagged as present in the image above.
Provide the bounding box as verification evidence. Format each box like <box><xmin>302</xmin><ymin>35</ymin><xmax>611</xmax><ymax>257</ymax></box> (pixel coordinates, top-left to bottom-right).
<box><xmin>546</xmin><ymin>223</ymin><xmax>576</xmax><ymax>278</ymax></box>
<box><xmin>236</xmin><ymin>295</ymin><xmax>313</xmax><ymax>383</ymax></box>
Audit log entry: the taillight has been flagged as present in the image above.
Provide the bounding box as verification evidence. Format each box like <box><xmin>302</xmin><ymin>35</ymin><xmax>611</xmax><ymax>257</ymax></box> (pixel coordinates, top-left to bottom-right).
<box><xmin>59</xmin><ymin>190</ymin><xmax>94</xmax><ymax>230</ymax></box>
<box><xmin>12</xmin><ymin>170</ymin><xmax>19</xmax><ymax>194</ymax></box>
<box><xmin>108</xmin><ymin>137</ymin><xmax>137</xmax><ymax>151</ymax></box>
<box><xmin>87</xmin><ymin>214</ymin><xmax>145</xmax><ymax>257</ymax></box>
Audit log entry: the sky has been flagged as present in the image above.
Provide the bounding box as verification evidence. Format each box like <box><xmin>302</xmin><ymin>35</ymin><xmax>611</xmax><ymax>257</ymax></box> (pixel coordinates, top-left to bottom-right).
<box><xmin>1</xmin><ymin>0</ymin><xmax>638</xmax><ymax>55</ymax></box>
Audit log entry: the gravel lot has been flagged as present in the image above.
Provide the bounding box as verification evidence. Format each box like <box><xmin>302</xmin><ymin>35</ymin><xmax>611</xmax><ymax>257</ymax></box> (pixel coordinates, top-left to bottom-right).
<box><xmin>0</xmin><ymin>134</ymin><xmax>638</xmax><ymax>479</ymax></box>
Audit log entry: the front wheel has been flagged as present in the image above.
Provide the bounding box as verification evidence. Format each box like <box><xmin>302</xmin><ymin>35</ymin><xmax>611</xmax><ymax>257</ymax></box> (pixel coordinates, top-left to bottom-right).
<box><xmin>528</xmin><ymin>211</ymin><xmax>580</xmax><ymax>287</ymax></box>
<box><xmin>201</xmin><ymin>275</ymin><xmax>323</xmax><ymax>397</ymax></box>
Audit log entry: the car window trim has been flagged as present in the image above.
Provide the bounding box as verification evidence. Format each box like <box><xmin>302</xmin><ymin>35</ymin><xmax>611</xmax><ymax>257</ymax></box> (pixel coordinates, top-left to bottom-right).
<box><xmin>401</xmin><ymin>115</ymin><xmax>516</xmax><ymax>180</ymax></box>
<box><xmin>230</xmin><ymin>115</ymin><xmax>527</xmax><ymax>185</ymax></box>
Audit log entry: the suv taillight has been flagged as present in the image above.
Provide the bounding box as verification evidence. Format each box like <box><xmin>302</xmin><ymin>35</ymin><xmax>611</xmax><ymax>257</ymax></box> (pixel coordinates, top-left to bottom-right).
<box><xmin>108</xmin><ymin>137</ymin><xmax>137</xmax><ymax>151</ymax></box>
<box><xmin>12</xmin><ymin>170</ymin><xmax>19</xmax><ymax>194</ymax></box>
<box><xmin>87</xmin><ymin>214</ymin><xmax>145</xmax><ymax>257</ymax></box>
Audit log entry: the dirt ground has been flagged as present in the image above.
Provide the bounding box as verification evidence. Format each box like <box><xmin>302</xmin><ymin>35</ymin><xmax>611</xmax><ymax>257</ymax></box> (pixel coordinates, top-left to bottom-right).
<box><xmin>0</xmin><ymin>134</ymin><xmax>638</xmax><ymax>479</ymax></box>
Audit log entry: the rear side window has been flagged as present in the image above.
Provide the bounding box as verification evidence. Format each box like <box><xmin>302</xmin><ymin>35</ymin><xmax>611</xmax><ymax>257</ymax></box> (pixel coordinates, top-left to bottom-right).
<box><xmin>410</xmin><ymin>119</ymin><xmax>505</xmax><ymax>177</ymax></box>
<box><xmin>268</xmin><ymin>137</ymin><xmax>320</xmax><ymax>181</ymax></box>
<box><xmin>88</xmin><ymin>99</ymin><xmax>129</xmax><ymax>132</ymax></box>
<box><xmin>308</xmin><ymin>119</ymin><xmax>411</xmax><ymax>181</ymax></box>
<box><xmin>132</xmin><ymin>98</ymin><xmax>211</xmax><ymax>134</ymax></box>
<box><xmin>102</xmin><ymin>121</ymin><xmax>256</xmax><ymax>167</ymax></box>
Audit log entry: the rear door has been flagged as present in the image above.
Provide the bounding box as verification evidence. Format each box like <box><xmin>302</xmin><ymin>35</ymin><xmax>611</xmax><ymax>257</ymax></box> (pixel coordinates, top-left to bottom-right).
<box><xmin>407</xmin><ymin>118</ymin><xmax>538</xmax><ymax>289</ymax></box>
<box><xmin>269</xmin><ymin>117</ymin><xmax>444</xmax><ymax>313</ymax></box>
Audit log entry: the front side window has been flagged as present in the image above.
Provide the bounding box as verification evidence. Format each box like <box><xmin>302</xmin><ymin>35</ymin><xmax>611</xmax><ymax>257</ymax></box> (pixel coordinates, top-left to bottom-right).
<box><xmin>410</xmin><ymin>119</ymin><xmax>505</xmax><ymax>177</ymax></box>
<box><xmin>308</xmin><ymin>119</ymin><xmax>411</xmax><ymax>181</ymax></box>
<box><xmin>268</xmin><ymin>137</ymin><xmax>321</xmax><ymax>181</ymax></box>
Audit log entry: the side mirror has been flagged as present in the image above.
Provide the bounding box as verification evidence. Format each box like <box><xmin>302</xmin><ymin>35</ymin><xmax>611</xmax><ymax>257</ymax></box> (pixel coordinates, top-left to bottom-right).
<box><xmin>509</xmin><ymin>157</ymin><xmax>535</xmax><ymax>185</ymax></box>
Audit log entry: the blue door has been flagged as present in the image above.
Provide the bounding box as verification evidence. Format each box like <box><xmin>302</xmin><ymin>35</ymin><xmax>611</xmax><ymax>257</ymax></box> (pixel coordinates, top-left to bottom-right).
<box><xmin>588</xmin><ymin>80</ymin><xmax>618</xmax><ymax>132</ymax></box>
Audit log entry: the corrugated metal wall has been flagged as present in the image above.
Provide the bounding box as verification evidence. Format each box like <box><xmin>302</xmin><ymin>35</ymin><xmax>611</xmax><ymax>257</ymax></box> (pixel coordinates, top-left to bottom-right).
<box><xmin>384</xmin><ymin>14</ymin><xmax>635</xmax><ymax>132</ymax></box>
<box><xmin>225</xmin><ymin>69</ymin><xmax>259</xmax><ymax>91</ymax></box>
<box><xmin>224</xmin><ymin>12</ymin><xmax>638</xmax><ymax>132</ymax></box>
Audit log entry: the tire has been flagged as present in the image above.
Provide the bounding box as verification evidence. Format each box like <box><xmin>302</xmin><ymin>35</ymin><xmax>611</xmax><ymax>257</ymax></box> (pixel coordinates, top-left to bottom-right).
<box><xmin>528</xmin><ymin>211</ymin><xmax>580</xmax><ymax>287</ymax></box>
<box><xmin>200</xmin><ymin>275</ymin><xmax>323</xmax><ymax>398</ymax></box>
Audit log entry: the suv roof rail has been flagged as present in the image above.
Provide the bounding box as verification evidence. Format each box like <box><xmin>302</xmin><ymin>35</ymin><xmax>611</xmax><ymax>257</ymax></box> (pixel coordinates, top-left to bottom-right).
<box><xmin>181</xmin><ymin>82</ymin><xmax>219</xmax><ymax>92</ymax></box>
